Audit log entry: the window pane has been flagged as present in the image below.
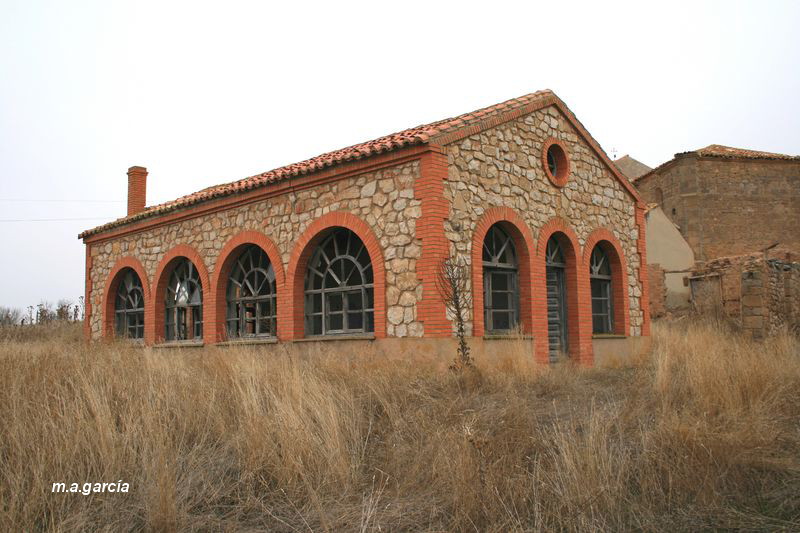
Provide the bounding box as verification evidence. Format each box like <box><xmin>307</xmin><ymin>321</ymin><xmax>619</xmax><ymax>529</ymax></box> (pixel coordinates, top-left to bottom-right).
<box><xmin>491</xmin><ymin>272</ymin><xmax>508</xmax><ymax>291</ymax></box>
<box><xmin>347</xmin><ymin>312</ymin><xmax>363</xmax><ymax>331</ymax></box>
<box><xmin>492</xmin><ymin>291</ymin><xmax>510</xmax><ymax>310</ymax></box>
<box><xmin>328</xmin><ymin>313</ymin><xmax>343</xmax><ymax>331</ymax></box>
<box><xmin>492</xmin><ymin>311</ymin><xmax>510</xmax><ymax>331</ymax></box>
<box><xmin>328</xmin><ymin>293</ymin><xmax>343</xmax><ymax>312</ymax></box>
<box><xmin>365</xmin><ymin>311</ymin><xmax>374</xmax><ymax>333</ymax></box>
<box><xmin>365</xmin><ymin>289</ymin><xmax>374</xmax><ymax>309</ymax></box>
<box><xmin>311</xmin><ymin>315</ymin><xmax>323</xmax><ymax>335</ymax></box>
<box><xmin>591</xmin><ymin>280</ymin><xmax>605</xmax><ymax>298</ymax></box>
<box><xmin>347</xmin><ymin>291</ymin><xmax>362</xmax><ymax>311</ymax></box>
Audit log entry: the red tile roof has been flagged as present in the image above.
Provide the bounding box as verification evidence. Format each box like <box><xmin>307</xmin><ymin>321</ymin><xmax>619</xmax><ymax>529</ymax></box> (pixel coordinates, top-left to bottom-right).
<box><xmin>82</xmin><ymin>89</ymin><xmax>623</xmax><ymax>238</ymax></box>
<box><xmin>634</xmin><ymin>144</ymin><xmax>800</xmax><ymax>182</ymax></box>
<box><xmin>694</xmin><ymin>144</ymin><xmax>800</xmax><ymax>160</ymax></box>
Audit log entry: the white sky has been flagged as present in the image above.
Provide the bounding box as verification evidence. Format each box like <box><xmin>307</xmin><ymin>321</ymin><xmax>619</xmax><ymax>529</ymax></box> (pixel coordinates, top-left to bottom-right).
<box><xmin>1</xmin><ymin>0</ymin><xmax>798</xmax><ymax>312</ymax></box>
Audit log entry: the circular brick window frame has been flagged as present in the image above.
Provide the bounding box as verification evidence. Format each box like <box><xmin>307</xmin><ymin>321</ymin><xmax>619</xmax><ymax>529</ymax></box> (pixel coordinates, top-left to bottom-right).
<box><xmin>542</xmin><ymin>138</ymin><xmax>570</xmax><ymax>188</ymax></box>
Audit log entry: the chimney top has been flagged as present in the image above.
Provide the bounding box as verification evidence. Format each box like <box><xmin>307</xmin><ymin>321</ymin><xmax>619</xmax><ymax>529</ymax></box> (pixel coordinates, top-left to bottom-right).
<box><xmin>127</xmin><ymin>166</ymin><xmax>148</xmax><ymax>216</ymax></box>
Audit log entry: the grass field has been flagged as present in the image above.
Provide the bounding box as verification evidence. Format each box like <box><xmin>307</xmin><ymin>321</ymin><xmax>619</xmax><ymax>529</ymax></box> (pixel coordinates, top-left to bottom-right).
<box><xmin>1</xmin><ymin>319</ymin><xmax>798</xmax><ymax>532</ymax></box>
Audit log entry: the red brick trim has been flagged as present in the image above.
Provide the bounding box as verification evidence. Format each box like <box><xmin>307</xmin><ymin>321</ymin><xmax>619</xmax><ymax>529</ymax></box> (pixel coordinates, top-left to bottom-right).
<box><xmin>583</xmin><ymin>229</ymin><xmax>630</xmax><ymax>336</ymax></box>
<box><xmin>210</xmin><ymin>231</ymin><xmax>286</xmax><ymax>343</ymax></box>
<box><xmin>542</xmin><ymin>138</ymin><xmax>570</xmax><ymax>188</ymax></box>
<box><xmin>416</xmin><ymin>148</ymin><xmax>451</xmax><ymax>337</ymax></box>
<box><xmin>102</xmin><ymin>256</ymin><xmax>151</xmax><ymax>341</ymax></box>
<box><xmin>84</xmin><ymin>245</ymin><xmax>92</xmax><ymax>341</ymax></box>
<box><xmin>635</xmin><ymin>204</ymin><xmax>651</xmax><ymax>336</ymax></box>
<box><xmin>284</xmin><ymin>211</ymin><xmax>386</xmax><ymax>340</ymax></box>
<box><xmin>534</xmin><ymin>218</ymin><xmax>592</xmax><ymax>365</ymax></box>
<box><xmin>471</xmin><ymin>207</ymin><xmax>535</xmax><ymax>337</ymax></box>
<box><xmin>83</xmin><ymin>146</ymin><xmax>432</xmax><ymax>244</ymax></box>
<box><xmin>149</xmin><ymin>244</ymin><xmax>212</xmax><ymax>345</ymax></box>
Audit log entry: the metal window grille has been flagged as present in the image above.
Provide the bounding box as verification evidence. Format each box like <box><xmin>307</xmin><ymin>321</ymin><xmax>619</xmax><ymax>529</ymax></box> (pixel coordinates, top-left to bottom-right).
<box><xmin>589</xmin><ymin>245</ymin><xmax>613</xmax><ymax>334</ymax></box>
<box><xmin>164</xmin><ymin>259</ymin><xmax>203</xmax><ymax>341</ymax></box>
<box><xmin>304</xmin><ymin>228</ymin><xmax>374</xmax><ymax>336</ymax></box>
<box><xmin>114</xmin><ymin>269</ymin><xmax>144</xmax><ymax>339</ymax></box>
<box><xmin>482</xmin><ymin>224</ymin><xmax>519</xmax><ymax>333</ymax></box>
<box><xmin>226</xmin><ymin>245</ymin><xmax>277</xmax><ymax>339</ymax></box>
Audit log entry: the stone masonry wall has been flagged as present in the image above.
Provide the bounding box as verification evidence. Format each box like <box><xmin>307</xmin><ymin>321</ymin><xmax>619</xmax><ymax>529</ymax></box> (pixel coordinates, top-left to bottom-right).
<box><xmin>87</xmin><ymin>161</ymin><xmax>424</xmax><ymax>339</ymax></box>
<box><xmin>637</xmin><ymin>158</ymin><xmax>800</xmax><ymax>261</ymax></box>
<box><xmin>443</xmin><ymin>105</ymin><xmax>644</xmax><ymax>336</ymax></box>
<box><xmin>691</xmin><ymin>250</ymin><xmax>800</xmax><ymax>338</ymax></box>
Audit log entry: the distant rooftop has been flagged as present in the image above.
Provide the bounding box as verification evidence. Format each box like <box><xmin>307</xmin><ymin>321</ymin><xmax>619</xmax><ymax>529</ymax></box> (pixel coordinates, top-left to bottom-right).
<box><xmin>634</xmin><ymin>144</ymin><xmax>800</xmax><ymax>182</ymax></box>
<box><xmin>692</xmin><ymin>144</ymin><xmax>800</xmax><ymax>160</ymax></box>
<box><xmin>614</xmin><ymin>155</ymin><xmax>652</xmax><ymax>181</ymax></box>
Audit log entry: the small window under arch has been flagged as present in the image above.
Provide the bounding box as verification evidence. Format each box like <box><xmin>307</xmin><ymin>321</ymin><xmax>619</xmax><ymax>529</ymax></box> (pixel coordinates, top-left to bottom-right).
<box><xmin>115</xmin><ymin>268</ymin><xmax>144</xmax><ymax>339</ymax></box>
<box><xmin>482</xmin><ymin>224</ymin><xmax>519</xmax><ymax>333</ymax></box>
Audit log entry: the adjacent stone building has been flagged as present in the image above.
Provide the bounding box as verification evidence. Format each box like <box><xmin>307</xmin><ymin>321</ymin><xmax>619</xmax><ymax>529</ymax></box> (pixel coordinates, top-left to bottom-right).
<box><xmin>80</xmin><ymin>90</ymin><xmax>651</xmax><ymax>364</ymax></box>
<box><xmin>633</xmin><ymin>145</ymin><xmax>800</xmax><ymax>261</ymax></box>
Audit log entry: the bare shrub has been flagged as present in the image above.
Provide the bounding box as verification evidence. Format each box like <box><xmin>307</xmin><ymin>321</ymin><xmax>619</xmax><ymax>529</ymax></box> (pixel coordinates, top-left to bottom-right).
<box><xmin>436</xmin><ymin>256</ymin><xmax>474</xmax><ymax>372</ymax></box>
<box><xmin>0</xmin><ymin>306</ymin><xmax>22</xmax><ymax>326</ymax></box>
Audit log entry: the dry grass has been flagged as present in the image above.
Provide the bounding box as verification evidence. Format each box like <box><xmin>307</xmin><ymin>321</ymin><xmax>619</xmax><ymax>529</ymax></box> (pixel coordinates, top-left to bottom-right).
<box><xmin>1</xmin><ymin>320</ymin><xmax>799</xmax><ymax>532</ymax></box>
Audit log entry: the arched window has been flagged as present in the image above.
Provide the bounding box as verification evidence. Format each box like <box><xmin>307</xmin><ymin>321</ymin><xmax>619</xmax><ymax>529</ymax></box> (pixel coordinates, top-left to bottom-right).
<box><xmin>305</xmin><ymin>228</ymin><xmax>374</xmax><ymax>336</ymax></box>
<box><xmin>589</xmin><ymin>245</ymin><xmax>613</xmax><ymax>334</ymax></box>
<box><xmin>226</xmin><ymin>245</ymin><xmax>276</xmax><ymax>338</ymax></box>
<box><xmin>115</xmin><ymin>269</ymin><xmax>144</xmax><ymax>339</ymax></box>
<box><xmin>482</xmin><ymin>224</ymin><xmax>518</xmax><ymax>333</ymax></box>
<box><xmin>165</xmin><ymin>259</ymin><xmax>203</xmax><ymax>341</ymax></box>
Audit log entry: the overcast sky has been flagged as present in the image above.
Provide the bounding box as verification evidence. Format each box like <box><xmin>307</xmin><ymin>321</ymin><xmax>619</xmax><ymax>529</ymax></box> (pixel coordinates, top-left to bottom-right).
<box><xmin>1</xmin><ymin>0</ymin><xmax>798</xmax><ymax>312</ymax></box>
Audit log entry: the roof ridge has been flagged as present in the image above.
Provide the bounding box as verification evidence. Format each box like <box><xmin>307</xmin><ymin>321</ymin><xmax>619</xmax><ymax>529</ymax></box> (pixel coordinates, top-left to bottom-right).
<box><xmin>79</xmin><ymin>89</ymin><xmax>565</xmax><ymax>238</ymax></box>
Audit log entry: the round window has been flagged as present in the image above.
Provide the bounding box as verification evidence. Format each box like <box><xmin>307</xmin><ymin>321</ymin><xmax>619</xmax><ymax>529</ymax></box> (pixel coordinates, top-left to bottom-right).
<box><xmin>542</xmin><ymin>140</ymin><xmax>570</xmax><ymax>187</ymax></box>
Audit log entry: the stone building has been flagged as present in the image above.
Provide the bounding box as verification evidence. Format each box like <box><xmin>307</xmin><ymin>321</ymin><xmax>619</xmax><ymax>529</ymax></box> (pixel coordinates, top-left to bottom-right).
<box><xmin>633</xmin><ymin>145</ymin><xmax>800</xmax><ymax>261</ymax></box>
<box><xmin>79</xmin><ymin>90</ymin><xmax>651</xmax><ymax>364</ymax></box>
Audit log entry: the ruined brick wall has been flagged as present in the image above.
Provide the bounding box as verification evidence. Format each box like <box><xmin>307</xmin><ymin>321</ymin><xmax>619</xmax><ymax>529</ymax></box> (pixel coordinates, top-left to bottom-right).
<box><xmin>443</xmin><ymin>105</ymin><xmax>644</xmax><ymax>337</ymax></box>
<box><xmin>648</xmin><ymin>264</ymin><xmax>666</xmax><ymax>318</ymax></box>
<box><xmin>691</xmin><ymin>250</ymin><xmax>800</xmax><ymax>338</ymax></box>
<box><xmin>86</xmin><ymin>161</ymin><xmax>424</xmax><ymax>339</ymax></box>
<box><xmin>636</xmin><ymin>158</ymin><xmax>800</xmax><ymax>261</ymax></box>
<box><xmin>766</xmin><ymin>260</ymin><xmax>800</xmax><ymax>334</ymax></box>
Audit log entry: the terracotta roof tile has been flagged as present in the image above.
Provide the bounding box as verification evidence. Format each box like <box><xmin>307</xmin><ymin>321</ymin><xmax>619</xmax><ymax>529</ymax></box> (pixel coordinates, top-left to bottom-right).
<box><xmin>694</xmin><ymin>144</ymin><xmax>800</xmax><ymax>160</ymax></box>
<box><xmin>633</xmin><ymin>144</ymin><xmax>800</xmax><ymax>183</ymax></box>
<box><xmin>79</xmin><ymin>90</ymin><xmax>558</xmax><ymax>238</ymax></box>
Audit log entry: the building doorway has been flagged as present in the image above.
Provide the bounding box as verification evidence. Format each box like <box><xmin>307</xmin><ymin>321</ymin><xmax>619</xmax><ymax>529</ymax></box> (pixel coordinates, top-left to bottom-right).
<box><xmin>545</xmin><ymin>236</ymin><xmax>568</xmax><ymax>359</ymax></box>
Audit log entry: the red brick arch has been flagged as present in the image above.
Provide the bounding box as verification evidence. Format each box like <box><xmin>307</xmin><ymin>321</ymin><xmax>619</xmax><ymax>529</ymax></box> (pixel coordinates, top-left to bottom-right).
<box><xmin>103</xmin><ymin>256</ymin><xmax>151</xmax><ymax>341</ymax></box>
<box><xmin>149</xmin><ymin>244</ymin><xmax>212</xmax><ymax>344</ymax></box>
<box><xmin>285</xmin><ymin>211</ymin><xmax>386</xmax><ymax>340</ymax></box>
<box><xmin>534</xmin><ymin>218</ymin><xmax>592</xmax><ymax>364</ymax></box>
<box><xmin>210</xmin><ymin>231</ymin><xmax>286</xmax><ymax>342</ymax></box>
<box><xmin>583</xmin><ymin>228</ymin><xmax>630</xmax><ymax>337</ymax></box>
<box><xmin>471</xmin><ymin>207</ymin><xmax>535</xmax><ymax>337</ymax></box>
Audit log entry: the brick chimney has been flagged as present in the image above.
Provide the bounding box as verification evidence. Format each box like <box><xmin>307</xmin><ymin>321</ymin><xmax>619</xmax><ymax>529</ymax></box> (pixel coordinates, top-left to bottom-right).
<box><xmin>127</xmin><ymin>166</ymin><xmax>147</xmax><ymax>216</ymax></box>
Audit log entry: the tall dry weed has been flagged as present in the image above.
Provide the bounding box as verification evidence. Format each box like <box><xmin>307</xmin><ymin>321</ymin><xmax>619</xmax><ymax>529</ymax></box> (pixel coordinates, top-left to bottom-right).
<box><xmin>0</xmin><ymin>320</ymin><xmax>798</xmax><ymax>531</ymax></box>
